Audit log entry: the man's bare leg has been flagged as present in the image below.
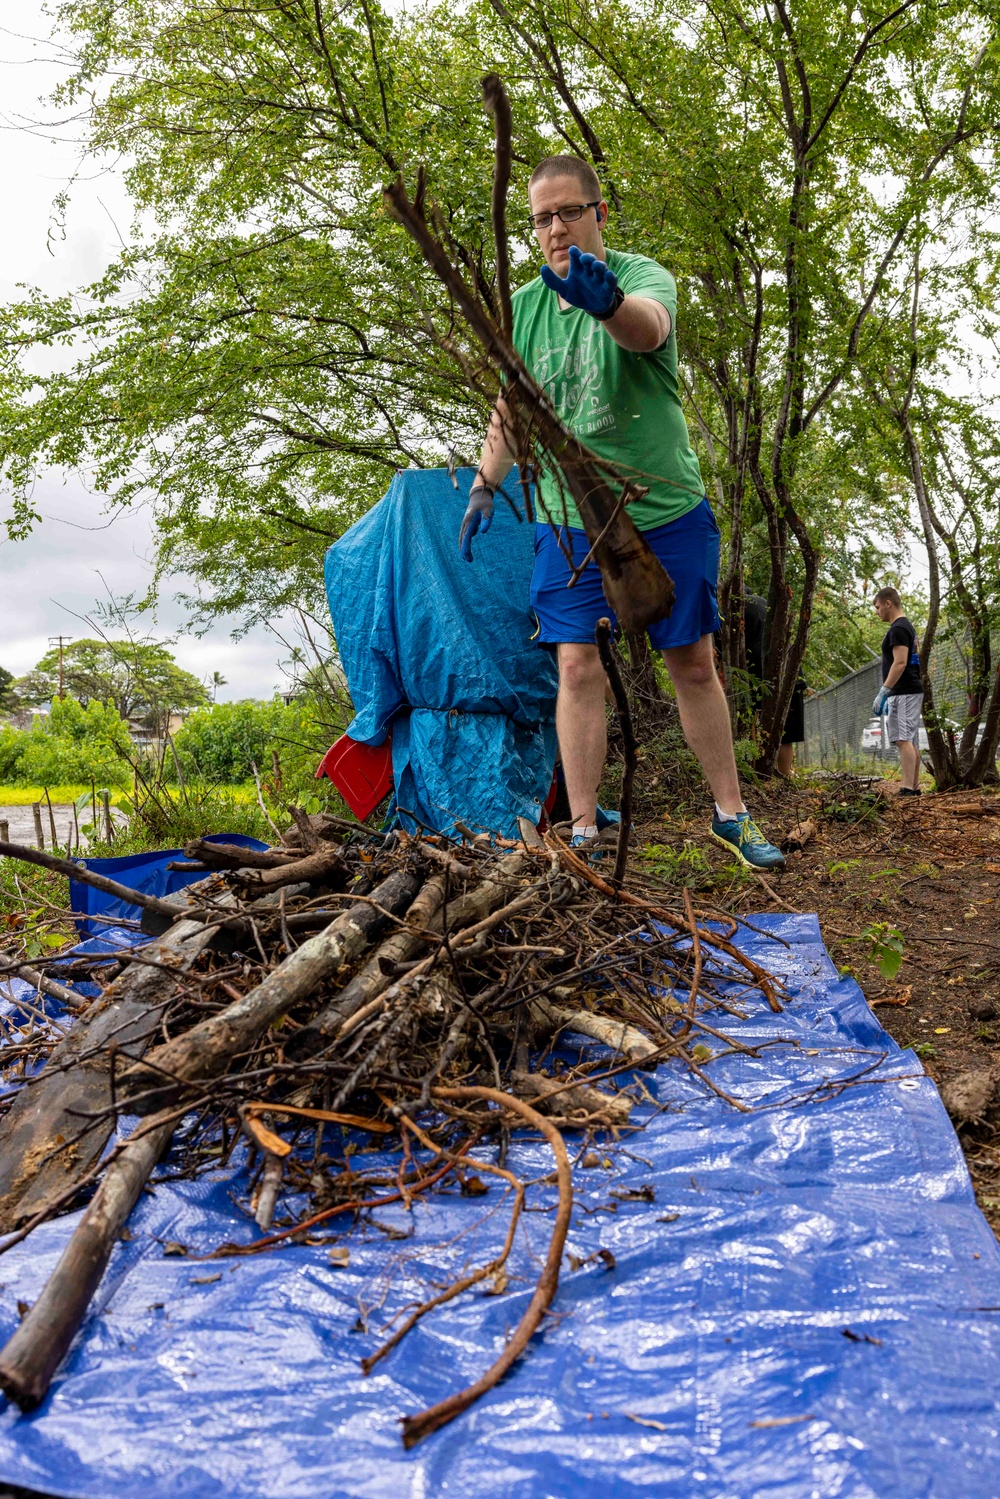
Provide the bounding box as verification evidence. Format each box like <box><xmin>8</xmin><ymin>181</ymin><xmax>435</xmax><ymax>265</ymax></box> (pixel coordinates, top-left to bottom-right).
<box><xmin>661</xmin><ymin>634</ymin><xmax>744</xmax><ymax>815</ymax></box>
<box><xmin>897</xmin><ymin>739</ymin><xmax>921</xmax><ymax>790</ymax></box>
<box><xmin>775</xmin><ymin>742</ymin><xmax>795</xmax><ymax>778</ymax></box>
<box><xmin>555</xmin><ymin>642</ymin><xmax>607</xmax><ymax>828</ymax></box>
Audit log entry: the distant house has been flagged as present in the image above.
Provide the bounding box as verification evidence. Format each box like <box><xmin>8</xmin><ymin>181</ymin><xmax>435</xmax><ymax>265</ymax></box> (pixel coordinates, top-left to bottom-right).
<box><xmin>1</xmin><ymin>706</ymin><xmax>51</xmax><ymax>732</ymax></box>
<box><xmin>126</xmin><ymin>711</ymin><xmax>188</xmax><ymax>750</ymax></box>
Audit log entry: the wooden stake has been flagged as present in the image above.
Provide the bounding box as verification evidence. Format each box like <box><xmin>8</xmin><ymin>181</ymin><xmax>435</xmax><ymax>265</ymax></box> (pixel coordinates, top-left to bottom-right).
<box><xmin>0</xmin><ymin>1111</ymin><xmax>176</xmax><ymax>1411</ymax></box>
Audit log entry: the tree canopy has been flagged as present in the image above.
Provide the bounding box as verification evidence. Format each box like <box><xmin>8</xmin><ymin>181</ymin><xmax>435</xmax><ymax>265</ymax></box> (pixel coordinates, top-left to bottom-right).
<box><xmin>16</xmin><ymin>639</ymin><xmax>207</xmax><ymax>729</ymax></box>
<box><xmin>3</xmin><ymin>0</ymin><xmax>1000</xmax><ymax>773</ymax></box>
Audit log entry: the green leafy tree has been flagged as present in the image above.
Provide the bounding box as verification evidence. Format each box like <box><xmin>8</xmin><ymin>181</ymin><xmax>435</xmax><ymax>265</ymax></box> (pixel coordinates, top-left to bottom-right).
<box><xmin>0</xmin><ymin>695</ymin><xmax>133</xmax><ymax>787</ymax></box>
<box><xmin>0</xmin><ymin>0</ymin><xmax>999</xmax><ymax>773</ymax></box>
<box><xmin>173</xmin><ymin>696</ymin><xmax>349</xmax><ymax>793</ymax></box>
<box><xmin>0</xmin><ymin>666</ymin><xmax>14</xmax><ymax>711</ymax></box>
<box><xmin>28</xmin><ymin>639</ymin><xmax>207</xmax><ymax>734</ymax></box>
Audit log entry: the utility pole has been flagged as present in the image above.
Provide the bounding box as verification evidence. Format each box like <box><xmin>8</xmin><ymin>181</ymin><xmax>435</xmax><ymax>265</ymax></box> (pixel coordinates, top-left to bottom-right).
<box><xmin>48</xmin><ymin>636</ymin><xmax>72</xmax><ymax>700</ymax></box>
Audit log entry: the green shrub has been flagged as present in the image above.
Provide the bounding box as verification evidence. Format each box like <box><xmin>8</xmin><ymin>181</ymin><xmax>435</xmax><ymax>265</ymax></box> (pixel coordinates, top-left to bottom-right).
<box><xmin>172</xmin><ymin>696</ymin><xmax>349</xmax><ymax>799</ymax></box>
<box><xmin>0</xmin><ymin>697</ymin><xmax>133</xmax><ymax>788</ymax></box>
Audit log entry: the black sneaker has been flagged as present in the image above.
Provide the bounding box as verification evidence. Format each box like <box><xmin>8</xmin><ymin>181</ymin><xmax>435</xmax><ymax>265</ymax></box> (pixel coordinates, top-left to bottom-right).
<box><xmin>898</xmin><ymin>788</ymin><xmax>922</xmax><ymax>797</ymax></box>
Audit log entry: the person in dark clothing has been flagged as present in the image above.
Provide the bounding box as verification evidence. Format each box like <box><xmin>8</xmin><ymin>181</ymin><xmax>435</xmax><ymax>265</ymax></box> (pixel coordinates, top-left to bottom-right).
<box><xmin>742</xmin><ymin>595</ymin><xmax>807</xmax><ymax>777</ymax></box>
<box><xmin>873</xmin><ymin>586</ymin><xmax>923</xmax><ymax>795</ymax></box>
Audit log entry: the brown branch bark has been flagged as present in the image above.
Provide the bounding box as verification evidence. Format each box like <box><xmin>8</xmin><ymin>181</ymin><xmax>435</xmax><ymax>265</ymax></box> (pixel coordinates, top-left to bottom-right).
<box><xmin>400</xmin><ymin>1085</ymin><xmax>571</xmax><ymax>1447</ymax></box>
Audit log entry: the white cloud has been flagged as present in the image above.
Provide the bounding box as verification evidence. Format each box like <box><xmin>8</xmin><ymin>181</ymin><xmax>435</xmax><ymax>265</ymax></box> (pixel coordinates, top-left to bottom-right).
<box><xmin>0</xmin><ymin>8</ymin><xmax>307</xmax><ymax>703</ymax></box>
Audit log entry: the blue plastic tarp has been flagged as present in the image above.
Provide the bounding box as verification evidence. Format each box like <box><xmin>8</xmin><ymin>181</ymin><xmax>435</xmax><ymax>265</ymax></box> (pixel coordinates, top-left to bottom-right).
<box><xmin>324</xmin><ymin>468</ymin><xmax>558</xmax><ymax>838</ymax></box>
<box><xmin>67</xmin><ymin>834</ymin><xmax>270</xmax><ymax>937</ymax></box>
<box><xmin>0</xmin><ymin>884</ymin><xmax>999</xmax><ymax>1495</ymax></box>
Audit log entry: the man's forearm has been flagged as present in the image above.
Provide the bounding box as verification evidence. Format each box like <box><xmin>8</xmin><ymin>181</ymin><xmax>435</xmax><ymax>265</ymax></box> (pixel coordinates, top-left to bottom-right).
<box><xmin>883</xmin><ymin>661</ymin><xmax>904</xmax><ymax>690</ymax></box>
<box><xmin>602</xmin><ymin>295</ymin><xmax>671</xmax><ymax>354</ymax></box>
<box><xmin>477</xmin><ymin>396</ymin><xmax>517</xmax><ymax>488</ymax></box>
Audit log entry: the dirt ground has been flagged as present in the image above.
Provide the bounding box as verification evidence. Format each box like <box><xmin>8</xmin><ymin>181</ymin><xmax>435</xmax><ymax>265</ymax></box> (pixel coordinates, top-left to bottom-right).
<box><xmin>636</xmin><ymin>770</ymin><xmax>1000</xmax><ymax>1237</ymax></box>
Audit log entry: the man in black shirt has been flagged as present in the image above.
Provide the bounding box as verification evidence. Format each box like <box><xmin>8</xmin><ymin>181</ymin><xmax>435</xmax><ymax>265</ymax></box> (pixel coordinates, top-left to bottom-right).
<box><xmin>873</xmin><ymin>586</ymin><xmax>923</xmax><ymax>795</ymax></box>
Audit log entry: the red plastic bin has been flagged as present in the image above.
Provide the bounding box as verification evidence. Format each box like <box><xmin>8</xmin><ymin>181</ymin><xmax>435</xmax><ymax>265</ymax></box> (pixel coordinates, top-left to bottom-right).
<box><xmin>316</xmin><ymin>733</ymin><xmax>393</xmax><ymax>822</ymax></box>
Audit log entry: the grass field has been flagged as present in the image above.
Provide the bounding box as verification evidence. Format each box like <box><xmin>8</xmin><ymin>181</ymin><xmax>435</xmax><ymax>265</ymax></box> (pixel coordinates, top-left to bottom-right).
<box><xmin>0</xmin><ymin>785</ymin><xmax>129</xmax><ymax>805</ymax></box>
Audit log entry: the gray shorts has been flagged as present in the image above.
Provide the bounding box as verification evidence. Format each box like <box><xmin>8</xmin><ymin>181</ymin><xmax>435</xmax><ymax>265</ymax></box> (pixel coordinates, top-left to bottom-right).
<box><xmin>887</xmin><ymin>691</ymin><xmax>923</xmax><ymax>745</ymax></box>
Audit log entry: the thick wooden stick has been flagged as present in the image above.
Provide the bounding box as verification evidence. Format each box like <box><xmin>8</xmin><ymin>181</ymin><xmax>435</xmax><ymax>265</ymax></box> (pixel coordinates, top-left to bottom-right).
<box><xmin>595</xmin><ymin>617</ymin><xmax>637</xmax><ymax>887</ymax></box>
<box><xmin>400</xmin><ymin>1086</ymin><xmax>571</xmax><ymax>1448</ymax></box>
<box><xmin>482</xmin><ymin>72</ymin><xmax>513</xmax><ymax>340</ymax></box>
<box><xmin>0</xmin><ymin>1110</ymin><xmax>175</xmax><ymax>1411</ymax></box>
<box><xmin>0</xmin><ymin>878</ymin><xmax>285</xmax><ymax>1233</ymax></box>
<box><xmin>0</xmin><ymin>840</ymin><xmax>193</xmax><ymax>922</ymax></box>
<box><xmin>181</xmin><ymin>839</ymin><xmax>300</xmax><ymax>870</ymax></box>
<box><xmin>288</xmin><ymin>852</ymin><xmax>530</xmax><ymax>1057</ymax></box>
<box><xmin>230</xmin><ymin>845</ymin><xmax>345</xmax><ymax>893</ymax></box>
<box><xmin>121</xmin><ymin>866</ymin><xmax>424</xmax><ymax>1109</ymax></box>
<box><xmin>530</xmin><ymin>996</ymin><xmax>658</xmax><ymax>1065</ymax></box>
<box><xmin>7</xmin><ymin>964</ymin><xmax>89</xmax><ymax>1013</ymax></box>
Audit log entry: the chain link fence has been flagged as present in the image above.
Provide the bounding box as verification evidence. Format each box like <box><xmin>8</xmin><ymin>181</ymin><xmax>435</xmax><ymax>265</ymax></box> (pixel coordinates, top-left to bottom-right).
<box><xmin>800</xmin><ymin>634</ymin><xmax>984</xmax><ymax>770</ymax></box>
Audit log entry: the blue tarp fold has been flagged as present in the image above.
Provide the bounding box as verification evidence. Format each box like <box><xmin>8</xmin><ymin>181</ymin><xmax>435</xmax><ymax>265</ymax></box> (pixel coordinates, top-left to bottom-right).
<box><xmin>324</xmin><ymin>468</ymin><xmax>558</xmax><ymax>838</ymax></box>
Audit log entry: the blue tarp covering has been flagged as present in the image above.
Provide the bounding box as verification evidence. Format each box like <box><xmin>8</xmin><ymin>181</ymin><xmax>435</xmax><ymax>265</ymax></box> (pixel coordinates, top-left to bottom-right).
<box><xmin>68</xmin><ymin>835</ymin><xmax>270</xmax><ymax>937</ymax></box>
<box><xmin>324</xmin><ymin>468</ymin><xmax>559</xmax><ymax>838</ymax></box>
<box><xmin>0</xmin><ymin>873</ymin><xmax>999</xmax><ymax>1496</ymax></box>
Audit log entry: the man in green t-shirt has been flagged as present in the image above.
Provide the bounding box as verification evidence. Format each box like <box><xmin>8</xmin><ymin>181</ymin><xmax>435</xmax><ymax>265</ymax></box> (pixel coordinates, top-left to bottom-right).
<box><xmin>460</xmin><ymin>155</ymin><xmax>783</xmax><ymax>871</ymax></box>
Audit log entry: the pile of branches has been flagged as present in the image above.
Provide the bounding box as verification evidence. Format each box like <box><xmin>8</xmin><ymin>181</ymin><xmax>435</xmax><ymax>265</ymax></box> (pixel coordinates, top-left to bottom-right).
<box><xmin>0</xmin><ymin>810</ymin><xmax>782</xmax><ymax>1445</ymax></box>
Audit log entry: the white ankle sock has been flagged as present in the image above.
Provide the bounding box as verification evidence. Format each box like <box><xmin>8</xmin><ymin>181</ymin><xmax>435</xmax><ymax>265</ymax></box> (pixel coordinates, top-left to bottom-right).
<box><xmin>573</xmin><ymin>823</ymin><xmax>598</xmax><ymax>839</ymax></box>
<box><xmin>715</xmin><ymin>802</ymin><xmax>746</xmax><ymax>822</ymax></box>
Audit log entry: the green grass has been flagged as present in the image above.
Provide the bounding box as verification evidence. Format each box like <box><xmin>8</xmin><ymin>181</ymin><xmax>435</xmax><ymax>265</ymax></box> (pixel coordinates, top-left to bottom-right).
<box><xmin>0</xmin><ymin>785</ymin><xmax>130</xmax><ymax>806</ymax></box>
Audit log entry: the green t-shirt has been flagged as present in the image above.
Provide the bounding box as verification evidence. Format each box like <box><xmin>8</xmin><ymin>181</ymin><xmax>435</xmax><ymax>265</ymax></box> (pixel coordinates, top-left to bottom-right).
<box><xmin>511</xmin><ymin>248</ymin><xmax>705</xmax><ymax>532</ymax></box>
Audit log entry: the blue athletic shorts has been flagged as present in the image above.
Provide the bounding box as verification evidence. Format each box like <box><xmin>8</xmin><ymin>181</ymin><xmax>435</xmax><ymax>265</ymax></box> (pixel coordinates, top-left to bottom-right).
<box><xmin>530</xmin><ymin>496</ymin><xmax>721</xmax><ymax>650</ymax></box>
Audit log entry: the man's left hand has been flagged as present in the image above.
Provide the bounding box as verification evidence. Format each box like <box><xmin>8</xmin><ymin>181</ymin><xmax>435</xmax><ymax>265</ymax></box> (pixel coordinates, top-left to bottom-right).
<box><xmin>873</xmin><ymin>688</ymin><xmax>890</xmax><ymax>715</ymax></box>
<box><xmin>540</xmin><ymin>245</ymin><xmax>618</xmax><ymax>318</ymax></box>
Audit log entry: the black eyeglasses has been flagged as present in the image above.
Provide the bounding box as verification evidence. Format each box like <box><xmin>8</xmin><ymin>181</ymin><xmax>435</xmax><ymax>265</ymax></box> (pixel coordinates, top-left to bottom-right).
<box><xmin>527</xmin><ymin>201</ymin><xmax>601</xmax><ymax>230</ymax></box>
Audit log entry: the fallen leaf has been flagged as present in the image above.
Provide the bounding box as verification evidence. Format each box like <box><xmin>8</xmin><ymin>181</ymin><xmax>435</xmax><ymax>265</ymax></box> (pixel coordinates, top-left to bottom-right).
<box><xmin>190</xmin><ymin>1272</ymin><xmax>222</xmax><ymax>1286</ymax></box>
<box><xmin>581</xmin><ymin>1152</ymin><xmax>601</xmax><ymax>1169</ymax></box>
<box><xmin>934</xmin><ymin>1027</ymin><xmax>951</xmax><ymax>1035</ymax></box>
<box><xmin>119</xmin><ymin>1226</ymin><xmax>133</xmax><ymax>1242</ymax></box>
<box><xmin>484</xmin><ymin>1266</ymin><xmax>508</xmax><ymax>1296</ymax></box>
<box><xmin>329</xmin><ymin>1247</ymin><xmax>350</xmax><ymax>1267</ymax></box>
<box><xmin>624</xmin><ymin>1412</ymin><xmax>668</xmax><ymax>1431</ymax></box>
<box><xmin>461</xmin><ymin>1175</ymin><xmax>489</xmax><ymax>1196</ymax></box>
<box><xmin>16</xmin><ymin>1301</ymin><xmax>30</xmax><ymax>1320</ymax></box>
<box><xmin>749</xmin><ymin>1414</ymin><xmax>816</xmax><ymax>1428</ymax></box>
<box><xmin>162</xmin><ymin>1241</ymin><xmax>188</xmax><ymax>1257</ymax></box>
<box><xmin>657</xmin><ymin>1212</ymin><xmax>680</xmax><ymax>1224</ymax></box>
<box><xmin>691</xmin><ymin>1044</ymin><xmax>712</xmax><ymax>1062</ymax></box>
<box><xmin>610</xmin><ymin>1184</ymin><xmax>655</xmax><ymax>1203</ymax></box>
<box><xmin>871</xmin><ymin>985</ymin><xmax>912</xmax><ymax>1009</ymax></box>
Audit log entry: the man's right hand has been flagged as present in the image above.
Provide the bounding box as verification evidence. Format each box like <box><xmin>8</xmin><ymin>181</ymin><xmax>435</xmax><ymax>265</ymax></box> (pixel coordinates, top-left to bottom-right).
<box><xmin>459</xmin><ymin>482</ymin><xmax>495</xmax><ymax>563</ymax></box>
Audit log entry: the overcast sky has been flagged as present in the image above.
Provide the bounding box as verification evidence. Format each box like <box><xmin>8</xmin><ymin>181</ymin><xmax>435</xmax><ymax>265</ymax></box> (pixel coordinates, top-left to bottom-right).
<box><xmin>0</xmin><ymin>9</ymin><xmax>299</xmax><ymax>700</ymax></box>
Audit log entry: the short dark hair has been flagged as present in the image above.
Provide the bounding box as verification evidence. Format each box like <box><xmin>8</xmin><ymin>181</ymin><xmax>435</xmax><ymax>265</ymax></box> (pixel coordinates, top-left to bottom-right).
<box><xmin>528</xmin><ymin>155</ymin><xmax>602</xmax><ymax>203</ymax></box>
<box><xmin>874</xmin><ymin>586</ymin><xmax>901</xmax><ymax>607</ymax></box>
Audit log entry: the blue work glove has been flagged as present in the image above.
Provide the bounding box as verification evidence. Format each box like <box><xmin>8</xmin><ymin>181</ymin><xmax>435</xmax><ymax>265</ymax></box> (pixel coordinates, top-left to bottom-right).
<box><xmin>459</xmin><ymin>482</ymin><xmax>495</xmax><ymax>563</ymax></box>
<box><xmin>540</xmin><ymin>244</ymin><xmax>619</xmax><ymax>318</ymax></box>
<box><xmin>873</xmin><ymin>687</ymin><xmax>890</xmax><ymax>715</ymax></box>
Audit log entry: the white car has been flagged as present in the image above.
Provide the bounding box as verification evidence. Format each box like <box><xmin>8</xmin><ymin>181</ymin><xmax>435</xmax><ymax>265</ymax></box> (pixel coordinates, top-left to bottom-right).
<box><xmin>862</xmin><ymin>714</ymin><xmax>983</xmax><ymax>755</ymax></box>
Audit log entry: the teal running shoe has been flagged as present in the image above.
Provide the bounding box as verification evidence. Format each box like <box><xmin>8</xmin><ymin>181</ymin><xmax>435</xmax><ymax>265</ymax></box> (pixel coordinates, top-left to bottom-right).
<box><xmin>711</xmin><ymin>811</ymin><xmax>785</xmax><ymax>871</ymax></box>
<box><xmin>569</xmin><ymin>831</ymin><xmax>605</xmax><ymax>865</ymax></box>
